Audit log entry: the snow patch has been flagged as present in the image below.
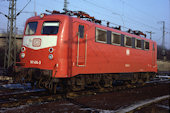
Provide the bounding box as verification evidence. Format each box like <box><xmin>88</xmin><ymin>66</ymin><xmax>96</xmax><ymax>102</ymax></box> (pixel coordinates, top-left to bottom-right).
<box><xmin>60</xmin><ymin>103</ymin><xmax>75</xmax><ymax>106</ymax></box>
<box><xmin>156</xmin><ymin>104</ymin><xmax>170</xmax><ymax>110</ymax></box>
<box><xmin>80</xmin><ymin>107</ymin><xmax>115</xmax><ymax>113</ymax></box>
<box><xmin>0</xmin><ymin>104</ymin><xmax>30</xmax><ymax>113</ymax></box>
<box><xmin>2</xmin><ymin>83</ymin><xmax>32</xmax><ymax>89</ymax></box>
<box><xmin>115</xmin><ymin>95</ymin><xmax>170</xmax><ymax>113</ymax></box>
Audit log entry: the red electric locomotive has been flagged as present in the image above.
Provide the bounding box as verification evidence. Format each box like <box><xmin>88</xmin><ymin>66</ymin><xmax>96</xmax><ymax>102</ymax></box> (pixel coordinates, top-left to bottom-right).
<box><xmin>17</xmin><ymin>10</ymin><xmax>157</xmax><ymax>93</ymax></box>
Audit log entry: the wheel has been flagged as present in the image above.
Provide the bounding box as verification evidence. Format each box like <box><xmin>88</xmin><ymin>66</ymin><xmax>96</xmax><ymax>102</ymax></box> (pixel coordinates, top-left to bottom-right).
<box><xmin>53</xmin><ymin>83</ymin><xmax>57</xmax><ymax>94</ymax></box>
<box><xmin>48</xmin><ymin>80</ymin><xmax>53</xmax><ymax>92</ymax></box>
<box><xmin>38</xmin><ymin>78</ymin><xmax>43</xmax><ymax>88</ymax></box>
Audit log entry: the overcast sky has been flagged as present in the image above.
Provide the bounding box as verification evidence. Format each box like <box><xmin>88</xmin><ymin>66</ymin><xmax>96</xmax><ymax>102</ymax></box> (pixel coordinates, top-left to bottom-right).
<box><xmin>0</xmin><ymin>0</ymin><xmax>170</xmax><ymax>48</ymax></box>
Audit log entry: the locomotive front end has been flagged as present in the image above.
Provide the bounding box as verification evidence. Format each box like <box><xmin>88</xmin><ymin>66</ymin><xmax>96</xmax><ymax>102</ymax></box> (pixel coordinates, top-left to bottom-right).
<box><xmin>19</xmin><ymin>15</ymin><xmax>62</xmax><ymax>80</ymax></box>
<box><xmin>21</xmin><ymin>21</ymin><xmax>59</xmax><ymax>66</ymax></box>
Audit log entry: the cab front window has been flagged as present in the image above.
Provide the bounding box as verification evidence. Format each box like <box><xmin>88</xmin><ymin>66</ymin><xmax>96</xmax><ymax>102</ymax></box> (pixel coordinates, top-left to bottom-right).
<box><xmin>42</xmin><ymin>21</ymin><xmax>59</xmax><ymax>35</ymax></box>
<box><xmin>25</xmin><ymin>22</ymin><xmax>38</xmax><ymax>35</ymax></box>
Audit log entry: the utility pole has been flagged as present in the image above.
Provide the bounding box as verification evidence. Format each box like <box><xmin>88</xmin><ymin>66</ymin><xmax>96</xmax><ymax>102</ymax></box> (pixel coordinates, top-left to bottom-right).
<box><xmin>160</xmin><ymin>21</ymin><xmax>166</xmax><ymax>61</ymax></box>
<box><xmin>2</xmin><ymin>0</ymin><xmax>31</xmax><ymax>71</ymax></box>
<box><xmin>4</xmin><ymin>0</ymin><xmax>17</xmax><ymax>69</ymax></box>
<box><xmin>146</xmin><ymin>31</ymin><xmax>155</xmax><ymax>40</ymax></box>
<box><xmin>64</xmin><ymin>0</ymin><xmax>68</xmax><ymax>11</ymax></box>
<box><xmin>34</xmin><ymin>0</ymin><xmax>36</xmax><ymax>13</ymax></box>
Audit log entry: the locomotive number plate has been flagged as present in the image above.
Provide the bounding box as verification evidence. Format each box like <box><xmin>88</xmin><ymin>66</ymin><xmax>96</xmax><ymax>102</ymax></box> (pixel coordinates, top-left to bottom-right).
<box><xmin>30</xmin><ymin>60</ymin><xmax>41</xmax><ymax>65</ymax></box>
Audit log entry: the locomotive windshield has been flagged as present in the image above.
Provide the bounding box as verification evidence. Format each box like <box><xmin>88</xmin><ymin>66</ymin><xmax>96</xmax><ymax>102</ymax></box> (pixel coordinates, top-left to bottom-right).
<box><xmin>25</xmin><ymin>22</ymin><xmax>38</xmax><ymax>35</ymax></box>
<box><xmin>41</xmin><ymin>21</ymin><xmax>59</xmax><ymax>35</ymax></box>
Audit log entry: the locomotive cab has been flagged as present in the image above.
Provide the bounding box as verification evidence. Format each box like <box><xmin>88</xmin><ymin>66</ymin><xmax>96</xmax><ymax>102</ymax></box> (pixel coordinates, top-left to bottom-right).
<box><xmin>19</xmin><ymin>14</ymin><xmax>71</xmax><ymax>81</ymax></box>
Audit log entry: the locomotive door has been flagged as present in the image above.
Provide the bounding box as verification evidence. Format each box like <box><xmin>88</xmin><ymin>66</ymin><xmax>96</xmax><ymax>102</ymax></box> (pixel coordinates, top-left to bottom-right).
<box><xmin>76</xmin><ymin>24</ymin><xmax>87</xmax><ymax>67</ymax></box>
<box><xmin>152</xmin><ymin>43</ymin><xmax>156</xmax><ymax>66</ymax></box>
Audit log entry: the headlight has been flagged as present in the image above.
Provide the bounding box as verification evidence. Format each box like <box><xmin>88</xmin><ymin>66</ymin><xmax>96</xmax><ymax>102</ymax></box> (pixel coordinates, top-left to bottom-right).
<box><xmin>49</xmin><ymin>48</ymin><xmax>54</xmax><ymax>53</ymax></box>
<box><xmin>21</xmin><ymin>47</ymin><xmax>26</xmax><ymax>52</ymax></box>
<box><xmin>20</xmin><ymin>53</ymin><xmax>25</xmax><ymax>58</ymax></box>
<box><xmin>48</xmin><ymin>54</ymin><xmax>53</xmax><ymax>60</ymax></box>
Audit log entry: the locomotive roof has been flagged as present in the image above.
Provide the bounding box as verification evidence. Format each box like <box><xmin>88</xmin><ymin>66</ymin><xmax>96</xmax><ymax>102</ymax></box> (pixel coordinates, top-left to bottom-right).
<box><xmin>26</xmin><ymin>10</ymin><xmax>155</xmax><ymax>42</ymax></box>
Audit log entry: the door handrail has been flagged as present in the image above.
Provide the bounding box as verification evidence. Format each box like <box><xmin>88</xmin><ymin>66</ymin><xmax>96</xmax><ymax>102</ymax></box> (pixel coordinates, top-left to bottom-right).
<box><xmin>76</xmin><ymin>34</ymin><xmax>87</xmax><ymax>67</ymax></box>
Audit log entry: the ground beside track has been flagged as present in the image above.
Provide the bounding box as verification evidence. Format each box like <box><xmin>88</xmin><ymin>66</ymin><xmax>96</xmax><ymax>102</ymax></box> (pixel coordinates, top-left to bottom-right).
<box><xmin>1</xmin><ymin>81</ymin><xmax>169</xmax><ymax>113</ymax></box>
<box><xmin>133</xmin><ymin>99</ymin><xmax>169</xmax><ymax>113</ymax></box>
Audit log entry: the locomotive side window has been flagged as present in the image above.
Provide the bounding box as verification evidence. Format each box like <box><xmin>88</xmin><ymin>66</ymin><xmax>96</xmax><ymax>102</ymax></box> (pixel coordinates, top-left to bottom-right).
<box><xmin>125</xmin><ymin>36</ymin><xmax>132</xmax><ymax>47</ymax></box>
<box><xmin>135</xmin><ymin>39</ymin><xmax>142</xmax><ymax>49</ymax></box>
<box><xmin>96</xmin><ymin>28</ymin><xmax>107</xmax><ymax>43</ymax></box>
<box><xmin>144</xmin><ymin>41</ymin><xmax>149</xmax><ymax>50</ymax></box>
<box><xmin>121</xmin><ymin>34</ymin><xmax>125</xmax><ymax>46</ymax></box>
<box><xmin>79</xmin><ymin>25</ymin><xmax>84</xmax><ymax>38</ymax></box>
<box><xmin>111</xmin><ymin>32</ymin><xmax>121</xmax><ymax>45</ymax></box>
<box><xmin>42</xmin><ymin>21</ymin><xmax>59</xmax><ymax>35</ymax></box>
<box><xmin>153</xmin><ymin>43</ymin><xmax>155</xmax><ymax>51</ymax></box>
<box><xmin>25</xmin><ymin>22</ymin><xmax>38</xmax><ymax>35</ymax></box>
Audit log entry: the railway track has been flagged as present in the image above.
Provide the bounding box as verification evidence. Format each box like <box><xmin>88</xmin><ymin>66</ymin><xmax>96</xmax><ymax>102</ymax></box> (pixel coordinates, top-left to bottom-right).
<box><xmin>116</xmin><ymin>95</ymin><xmax>170</xmax><ymax>113</ymax></box>
<box><xmin>0</xmin><ymin>90</ymin><xmax>64</xmax><ymax>109</ymax></box>
<box><xmin>0</xmin><ymin>89</ymin><xmax>47</xmax><ymax>102</ymax></box>
<box><xmin>0</xmin><ymin>78</ymin><xmax>169</xmax><ymax>111</ymax></box>
<box><xmin>64</xmin><ymin>95</ymin><xmax>169</xmax><ymax>113</ymax></box>
<box><xmin>65</xmin><ymin>82</ymin><xmax>169</xmax><ymax>113</ymax></box>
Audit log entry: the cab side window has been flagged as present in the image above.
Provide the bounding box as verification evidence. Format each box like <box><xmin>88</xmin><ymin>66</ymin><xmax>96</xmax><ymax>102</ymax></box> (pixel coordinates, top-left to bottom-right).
<box><xmin>145</xmin><ymin>41</ymin><xmax>149</xmax><ymax>50</ymax></box>
<box><xmin>79</xmin><ymin>25</ymin><xmax>84</xmax><ymax>38</ymax></box>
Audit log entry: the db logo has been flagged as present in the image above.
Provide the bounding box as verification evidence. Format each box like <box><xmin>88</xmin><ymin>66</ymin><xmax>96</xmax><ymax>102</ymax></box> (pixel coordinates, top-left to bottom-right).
<box><xmin>32</xmin><ymin>38</ymin><xmax>41</xmax><ymax>47</ymax></box>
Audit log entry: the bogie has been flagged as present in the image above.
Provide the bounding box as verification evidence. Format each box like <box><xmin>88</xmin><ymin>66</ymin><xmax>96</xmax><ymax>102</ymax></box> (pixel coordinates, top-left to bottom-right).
<box><xmin>15</xmin><ymin>70</ymin><xmax>156</xmax><ymax>93</ymax></box>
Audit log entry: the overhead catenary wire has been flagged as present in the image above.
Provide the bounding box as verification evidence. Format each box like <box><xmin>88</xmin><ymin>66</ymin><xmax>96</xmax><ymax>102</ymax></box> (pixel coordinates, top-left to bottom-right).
<box><xmin>72</xmin><ymin>0</ymin><xmax>169</xmax><ymax>48</ymax></box>
<box><xmin>82</xmin><ymin>0</ymin><xmax>169</xmax><ymax>49</ymax></box>
<box><xmin>81</xmin><ymin>0</ymin><xmax>162</xmax><ymax>33</ymax></box>
<box><xmin>16</xmin><ymin>0</ymin><xmax>31</xmax><ymax>16</ymax></box>
<box><xmin>82</xmin><ymin>0</ymin><xmax>125</xmax><ymax>27</ymax></box>
<box><xmin>84</xmin><ymin>1</ymin><xmax>155</xmax><ymax>27</ymax></box>
<box><xmin>121</xmin><ymin>0</ymin><xmax>170</xmax><ymax>31</ymax></box>
<box><xmin>119</xmin><ymin>0</ymin><xmax>158</xmax><ymax>21</ymax></box>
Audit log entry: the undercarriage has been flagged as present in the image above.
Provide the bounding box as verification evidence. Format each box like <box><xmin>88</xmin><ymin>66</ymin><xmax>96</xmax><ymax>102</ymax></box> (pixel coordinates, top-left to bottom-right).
<box><xmin>14</xmin><ymin>68</ymin><xmax>156</xmax><ymax>94</ymax></box>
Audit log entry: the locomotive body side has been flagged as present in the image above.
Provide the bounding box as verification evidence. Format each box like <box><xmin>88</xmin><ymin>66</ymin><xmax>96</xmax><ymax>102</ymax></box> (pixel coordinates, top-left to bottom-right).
<box><xmin>70</xmin><ymin>18</ymin><xmax>157</xmax><ymax>77</ymax></box>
